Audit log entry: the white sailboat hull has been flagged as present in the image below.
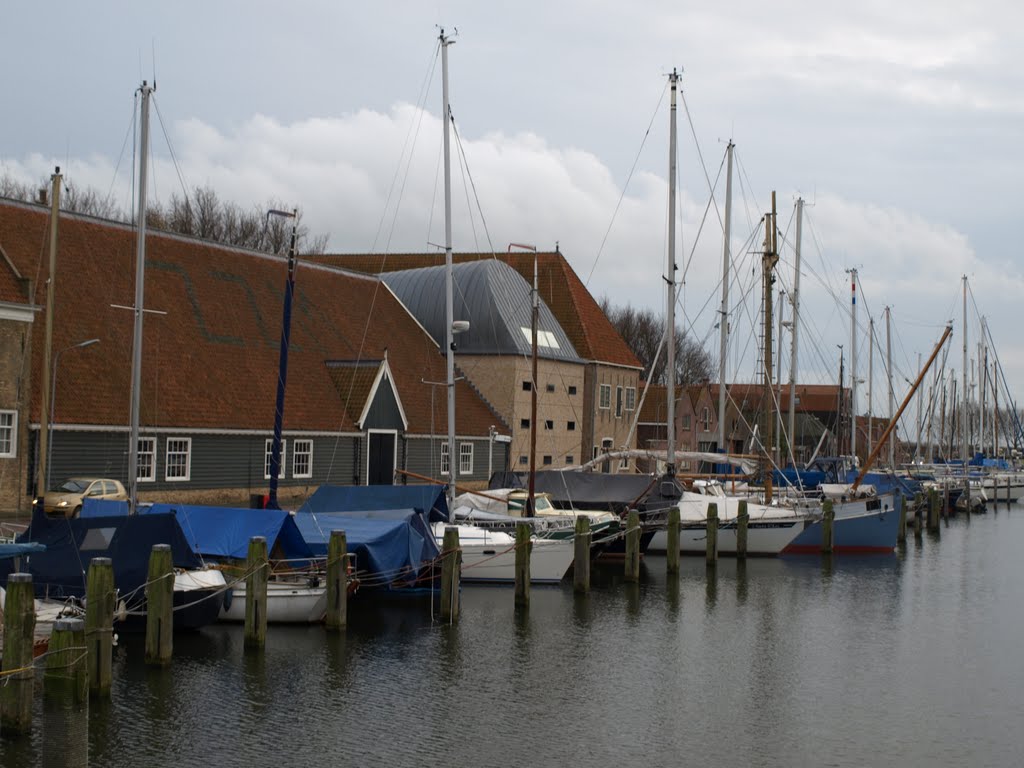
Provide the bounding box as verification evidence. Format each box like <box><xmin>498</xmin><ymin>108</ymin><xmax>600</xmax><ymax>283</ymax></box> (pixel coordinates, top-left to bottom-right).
<box><xmin>434</xmin><ymin>523</ymin><xmax>574</xmax><ymax>584</ymax></box>
<box><xmin>219</xmin><ymin>580</ymin><xmax>327</xmax><ymax>624</ymax></box>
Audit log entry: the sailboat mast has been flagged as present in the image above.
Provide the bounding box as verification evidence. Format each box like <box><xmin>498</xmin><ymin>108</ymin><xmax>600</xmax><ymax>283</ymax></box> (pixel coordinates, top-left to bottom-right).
<box><xmin>867</xmin><ymin>316</ymin><xmax>874</xmax><ymax>458</ymax></box>
<box><xmin>886</xmin><ymin>306</ymin><xmax>893</xmax><ymax>468</ymax></box>
<box><xmin>915</xmin><ymin>352</ymin><xmax>923</xmax><ymax>461</ymax></box>
<box><xmin>979</xmin><ymin>323</ymin><xmax>987</xmax><ymax>454</ymax></box>
<box><xmin>267</xmin><ymin>212</ymin><xmax>299</xmax><ymax>510</ymax></box>
<box><xmin>786</xmin><ymin>197</ymin><xmax>803</xmax><ymax>465</ymax></box>
<box><xmin>665</xmin><ymin>68</ymin><xmax>679</xmax><ymax>476</ymax></box>
<box><xmin>37</xmin><ymin>168</ymin><xmax>61</xmax><ymax>498</ymax></box>
<box><xmin>717</xmin><ymin>141</ymin><xmax>733</xmax><ymax>456</ymax></box>
<box><xmin>961</xmin><ymin>275</ymin><xmax>968</xmax><ymax>464</ymax></box>
<box><xmin>849</xmin><ymin>268</ymin><xmax>858</xmax><ymax>462</ymax></box>
<box><xmin>762</xmin><ymin>194</ymin><xmax>778</xmax><ymax>503</ymax></box>
<box><xmin>776</xmin><ymin>289</ymin><xmax>784</xmax><ymax>460</ymax></box>
<box><xmin>128</xmin><ymin>81</ymin><xmax>153</xmax><ymax>514</ymax></box>
<box><xmin>441</xmin><ymin>30</ymin><xmax>456</xmax><ymax>513</ymax></box>
<box><xmin>528</xmin><ymin>258</ymin><xmax>538</xmax><ymax>515</ymax></box>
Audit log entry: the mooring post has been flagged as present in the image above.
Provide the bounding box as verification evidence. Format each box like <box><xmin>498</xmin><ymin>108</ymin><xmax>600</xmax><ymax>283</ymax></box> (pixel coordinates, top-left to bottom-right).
<box><xmin>705</xmin><ymin>502</ymin><xmax>719</xmax><ymax>566</ymax></box>
<box><xmin>666</xmin><ymin>506</ymin><xmax>681</xmax><ymax>575</ymax></box>
<box><xmin>45</xmin><ymin>617</ymin><xmax>88</xmax><ymax>704</ymax></box>
<box><xmin>624</xmin><ymin>509</ymin><xmax>641</xmax><ymax>583</ymax></box>
<box><xmin>145</xmin><ymin>544</ymin><xmax>173</xmax><ymax>666</ymax></box>
<box><xmin>245</xmin><ymin>536</ymin><xmax>268</xmax><ymax>649</ymax></box>
<box><xmin>440</xmin><ymin>526</ymin><xmax>461</xmax><ymax>623</ymax></box>
<box><xmin>927</xmin><ymin>487</ymin><xmax>940</xmax><ymax>532</ymax></box>
<box><xmin>899</xmin><ymin>495</ymin><xmax>913</xmax><ymax>540</ymax></box>
<box><xmin>821</xmin><ymin>499</ymin><xmax>834</xmax><ymax>555</ymax></box>
<box><xmin>514</xmin><ymin>522</ymin><xmax>531</xmax><ymax>607</ymax></box>
<box><xmin>736</xmin><ymin>499</ymin><xmax>749</xmax><ymax>559</ymax></box>
<box><xmin>573</xmin><ymin>516</ymin><xmax>591</xmax><ymax>593</ymax></box>
<box><xmin>325</xmin><ymin>530</ymin><xmax>347</xmax><ymax>631</ymax></box>
<box><xmin>0</xmin><ymin>573</ymin><xmax>36</xmax><ymax>733</ymax></box>
<box><xmin>85</xmin><ymin>556</ymin><xmax>114</xmax><ymax>696</ymax></box>
<box><xmin>942</xmin><ymin>484</ymin><xmax>950</xmax><ymax>519</ymax></box>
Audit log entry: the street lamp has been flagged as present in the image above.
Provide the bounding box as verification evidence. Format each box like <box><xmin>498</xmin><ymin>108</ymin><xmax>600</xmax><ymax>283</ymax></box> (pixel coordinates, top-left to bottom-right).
<box><xmin>48</xmin><ymin>338</ymin><xmax>99</xmax><ymax>490</ymax></box>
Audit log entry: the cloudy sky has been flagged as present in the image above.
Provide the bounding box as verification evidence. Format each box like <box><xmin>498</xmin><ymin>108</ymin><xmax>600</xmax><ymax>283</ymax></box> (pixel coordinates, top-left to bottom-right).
<box><xmin>4</xmin><ymin>1</ymin><xmax>1023</xmax><ymax>433</ymax></box>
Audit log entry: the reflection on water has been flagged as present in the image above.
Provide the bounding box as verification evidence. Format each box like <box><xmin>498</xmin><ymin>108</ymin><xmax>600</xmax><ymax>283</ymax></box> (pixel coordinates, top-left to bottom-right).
<box><xmin>1</xmin><ymin>509</ymin><xmax>1023</xmax><ymax>766</ymax></box>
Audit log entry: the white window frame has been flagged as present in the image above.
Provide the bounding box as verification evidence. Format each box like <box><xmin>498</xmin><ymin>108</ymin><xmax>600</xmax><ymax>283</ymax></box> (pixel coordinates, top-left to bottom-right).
<box><xmin>599</xmin><ymin>384</ymin><xmax>611</xmax><ymax>410</ymax></box>
<box><xmin>459</xmin><ymin>442</ymin><xmax>474</xmax><ymax>475</ymax></box>
<box><xmin>165</xmin><ymin>437</ymin><xmax>192</xmax><ymax>482</ymax></box>
<box><xmin>701</xmin><ymin>406</ymin><xmax>711</xmax><ymax>430</ymax></box>
<box><xmin>440</xmin><ymin>441</ymin><xmax>450</xmax><ymax>477</ymax></box>
<box><xmin>264</xmin><ymin>439</ymin><xmax>287</xmax><ymax>480</ymax></box>
<box><xmin>619</xmin><ymin>456</ymin><xmax>630</xmax><ymax>472</ymax></box>
<box><xmin>625</xmin><ymin>387</ymin><xmax>636</xmax><ymax>411</ymax></box>
<box><xmin>0</xmin><ymin>410</ymin><xmax>16</xmax><ymax>458</ymax></box>
<box><xmin>293</xmin><ymin>439</ymin><xmax>313</xmax><ymax>479</ymax></box>
<box><xmin>137</xmin><ymin>436</ymin><xmax>157</xmax><ymax>482</ymax></box>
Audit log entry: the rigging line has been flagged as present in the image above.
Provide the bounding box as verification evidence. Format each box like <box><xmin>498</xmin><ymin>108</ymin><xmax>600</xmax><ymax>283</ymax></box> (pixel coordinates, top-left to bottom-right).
<box><xmin>585</xmin><ymin>79</ymin><xmax>668</xmax><ymax>287</ymax></box>
<box><xmin>732</xmin><ymin>149</ymin><xmax>760</xmax><ymax>237</ymax></box>
<box><xmin>679</xmin><ymin>150</ymin><xmax>726</xmax><ymax>285</ymax></box>
<box><xmin>452</xmin><ymin>120</ymin><xmax>482</xmax><ymax>251</ymax></box>
<box><xmin>107</xmin><ymin>97</ymin><xmax>139</xmax><ymax>207</ymax></box>
<box><xmin>450</xmin><ymin>119</ymin><xmax>498</xmax><ymax>255</ymax></box>
<box><xmin>152</xmin><ymin>95</ymin><xmax>192</xmax><ymax>215</ymax></box>
<box><xmin>680</xmin><ymin>92</ymin><xmax>725</xmax><ymax>231</ymax></box>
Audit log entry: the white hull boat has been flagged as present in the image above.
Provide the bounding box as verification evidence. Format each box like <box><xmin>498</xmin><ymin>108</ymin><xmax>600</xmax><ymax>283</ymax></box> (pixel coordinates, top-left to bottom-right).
<box><xmin>433</xmin><ymin>522</ymin><xmax>575</xmax><ymax>584</ymax></box>
<box><xmin>220</xmin><ymin>578</ymin><xmax>327</xmax><ymax>624</ymax></box>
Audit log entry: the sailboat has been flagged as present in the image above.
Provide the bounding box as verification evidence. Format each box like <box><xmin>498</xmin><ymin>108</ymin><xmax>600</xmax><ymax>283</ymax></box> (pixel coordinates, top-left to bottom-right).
<box><xmin>427</xmin><ymin>30</ymin><xmax>574</xmax><ymax>584</ymax></box>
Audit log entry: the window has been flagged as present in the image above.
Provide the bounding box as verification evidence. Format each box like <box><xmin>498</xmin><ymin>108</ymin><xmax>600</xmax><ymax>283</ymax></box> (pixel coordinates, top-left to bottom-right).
<box><xmin>165</xmin><ymin>438</ymin><xmax>192</xmax><ymax>481</ymax></box>
<box><xmin>543</xmin><ymin>455</ymin><xmax>553</xmax><ymax>465</ymax></box>
<box><xmin>568</xmin><ymin>385</ymin><xmax>577</xmax><ymax>396</ymax></box>
<box><xmin>593</xmin><ymin>446</ymin><xmax>599</xmax><ymax>460</ymax></box>
<box><xmin>544</xmin><ymin>420</ymin><xmax>554</xmax><ymax>430</ymax></box>
<box><xmin>293</xmin><ymin>439</ymin><xmax>313</xmax><ymax>479</ymax></box>
<box><xmin>519</xmin><ymin>455</ymin><xmax>529</xmax><ymax>466</ymax></box>
<box><xmin>701</xmin><ymin>407</ymin><xmax>711</xmax><ymax>430</ymax></box>
<box><xmin>459</xmin><ymin>443</ymin><xmax>474</xmax><ymax>475</ymax></box>
<box><xmin>264</xmin><ymin>439</ymin><xmax>287</xmax><ymax>479</ymax></box>
<box><xmin>0</xmin><ymin>411</ymin><xmax>15</xmax><ymax>457</ymax></box>
<box><xmin>546</xmin><ymin>383</ymin><xmax>555</xmax><ymax>393</ymax></box>
<box><xmin>616</xmin><ymin>386</ymin><xmax>623</xmax><ymax>417</ymax></box>
<box><xmin>137</xmin><ymin>437</ymin><xmax>156</xmax><ymax>481</ymax></box>
<box><xmin>619</xmin><ymin>457</ymin><xmax>630</xmax><ymax>472</ymax></box>
<box><xmin>599</xmin><ymin>384</ymin><xmax>611</xmax><ymax>409</ymax></box>
<box><xmin>565</xmin><ymin>455</ymin><xmax>574</xmax><ymax>465</ymax></box>
<box><xmin>682</xmin><ymin>414</ymin><xmax>692</xmax><ymax>431</ymax></box>
<box><xmin>567</xmin><ymin>421</ymin><xmax>576</xmax><ymax>431</ymax></box>
<box><xmin>522</xmin><ymin>381</ymin><xmax>532</xmax><ymax>391</ymax></box>
<box><xmin>520</xmin><ymin>418</ymin><xmax>531</xmax><ymax>429</ymax></box>
<box><xmin>625</xmin><ymin>387</ymin><xmax>636</xmax><ymax>411</ymax></box>
<box><xmin>601</xmin><ymin>438</ymin><xmax>613</xmax><ymax>452</ymax></box>
<box><xmin>440</xmin><ymin>441</ymin><xmax>450</xmax><ymax>476</ymax></box>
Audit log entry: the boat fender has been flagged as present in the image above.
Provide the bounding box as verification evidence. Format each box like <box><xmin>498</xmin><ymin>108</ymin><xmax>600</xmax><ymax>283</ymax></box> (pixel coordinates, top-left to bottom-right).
<box><xmin>222</xmin><ymin>587</ymin><xmax>234</xmax><ymax>612</ymax></box>
<box><xmin>115</xmin><ymin>599</ymin><xmax>128</xmax><ymax>623</ymax></box>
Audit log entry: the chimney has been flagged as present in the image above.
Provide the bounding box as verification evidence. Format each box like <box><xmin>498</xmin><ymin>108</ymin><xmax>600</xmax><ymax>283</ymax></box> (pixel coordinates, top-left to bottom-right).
<box><xmin>37</xmin><ymin>187</ymin><xmax>48</xmax><ymax>205</ymax></box>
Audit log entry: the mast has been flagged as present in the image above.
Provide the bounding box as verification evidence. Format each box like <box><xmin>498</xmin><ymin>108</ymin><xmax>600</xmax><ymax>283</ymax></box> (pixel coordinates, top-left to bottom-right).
<box><xmin>915</xmin><ymin>352</ymin><xmax>923</xmax><ymax>462</ymax></box>
<box><xmin>665</xmin><ymin>68</ymin><xmax>679</xmax><ymax>476</ymax></box>
<box><xmin>717</xmin><ymin>141</ymin><xmax>734</xmax><ymax>456</ymax></box>
<box><xmin>527</xmin><ymin>257</ymin><xmax>538</xmax><ymax>516</ymax></box>
<box><xmin>979</xmin><ymin>324</ymin><xmax>987</xmax><ymax>454</ymax></box>
<box><xmin>867</xmin><ymin>316</ymin><xmax>874</xmax><ymax>457</ymax></box>
<box><xmin>849</xmin><ymin>269</ymin><xmax>858</xmax><ymax>462</ymax></box>
<box><xmin>127</xmin><ymin>81</ymin><xmax>154</xmax><ymax>514</ymax></box>
<box><xmin>761</xmin><ymin>194</ymin><xmax>778</xmax><ymax>503</ymax></box>
<box><xmin>776</xmin><ymin>288</ymin><xmax>784</xmax><ymax>461</ymax></box>
<box><xmin>37</xmin><ymin>168</ymin><xmax>61</xmax><ymax>498</ymax></box>
<box><xmin>886</xmin><ymin>306</ymin><xmax>894</xmax><ymax>468</ymax></box>
<box><xmin>962</xmin><ymin>276</ymin><xmax>968</xmax><ymax>462</ymax></box>
<box><xmin>836</xmin><ymin>348</ymin><xmax>845</xmax><ymax>454</ymax></box>
<box><xmin>925</xmin><ymin>366</ymin><xmax>935</xmax><ymax>462</ymax></box>
<box><xmin>786</xmin><ymin>197</ymin><xmax>803</xmax><ymax>466</ymax></box>
<box><xmin>441</xmin><ymin>29</ymin><xmax>457</xmax><ymax>514</ymax></box>
<box><xmin>267</xmin><ymin>211</ymin><xmax>299</xmax><ymax>510</ymax></box>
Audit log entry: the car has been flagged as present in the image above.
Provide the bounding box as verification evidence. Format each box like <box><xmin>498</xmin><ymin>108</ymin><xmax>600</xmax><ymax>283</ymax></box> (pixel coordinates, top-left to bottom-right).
<box><xmin>40</xmin><ymin>477</ymin><xmax>129</xmax><ymax>517</ymax></box>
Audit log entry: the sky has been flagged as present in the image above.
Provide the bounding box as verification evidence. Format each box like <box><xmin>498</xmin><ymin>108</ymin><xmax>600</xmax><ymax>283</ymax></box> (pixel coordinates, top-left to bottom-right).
<box><xmin>4</xmin><ymin>1</ymin><xmax>1024</xmax><ymax>435</ymax></box>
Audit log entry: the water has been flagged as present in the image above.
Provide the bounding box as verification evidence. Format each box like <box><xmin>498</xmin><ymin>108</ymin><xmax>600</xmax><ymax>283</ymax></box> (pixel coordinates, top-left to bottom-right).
<box><xmin>3</xmin><ymin>508</ymin><xmax>1024</xmax><ymax>767</ymax></box>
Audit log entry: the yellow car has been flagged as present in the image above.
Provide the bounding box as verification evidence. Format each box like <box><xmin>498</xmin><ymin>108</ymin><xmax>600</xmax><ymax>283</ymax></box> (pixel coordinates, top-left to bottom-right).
<box><xmin>41</xmin><ymin>477</ymin><xmax>128</xmax><ymax>517</ymax></box>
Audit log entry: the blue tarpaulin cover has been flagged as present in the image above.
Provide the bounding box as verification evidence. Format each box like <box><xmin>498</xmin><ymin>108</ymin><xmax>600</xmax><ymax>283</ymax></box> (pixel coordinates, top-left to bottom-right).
<box><xmin>297</xmin><ymin>485</ymin><xmax>450</xmax><ymax>522</ymax></box>
<box><xmin>0</xmin><ymin>542</ymin><xmax>45</xmax><ymax>559</ymax></box>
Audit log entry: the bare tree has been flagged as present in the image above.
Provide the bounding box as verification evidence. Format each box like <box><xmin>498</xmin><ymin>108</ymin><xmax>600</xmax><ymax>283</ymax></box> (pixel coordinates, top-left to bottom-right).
<box><xmin>600</xmin><ymin>297</ymin><xmax>714</xmax><ymax>385</ymax></box>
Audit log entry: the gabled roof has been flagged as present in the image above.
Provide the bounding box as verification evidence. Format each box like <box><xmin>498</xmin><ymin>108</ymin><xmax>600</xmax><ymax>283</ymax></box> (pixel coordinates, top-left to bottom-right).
<box><xmin>326</xmin><ymin>358</ymin><xmax>409</xmax><ymax>430</ymax></box>
<box><xmin>310</xmin><ymin>251</ymin><xmax>642</xmax><ymax>369</ymax></box>
<box><xmin>709</xmin><ymin>383</ymin><xmax>846</xmax><ymax>416</ymax></box>
<box><xmin>0</xmin><ymin>198</ymin><xmax>504</xmax><ymax>435</ymax></box>
<box><xmin>0</xmin><ymin>242</ymin><xmax>28</xmax><ymax>304</ymax></box>
<box><xmin>381</xmin><ymin>260</ymin><xmax>582</xmax><ymax>363</ymax></box>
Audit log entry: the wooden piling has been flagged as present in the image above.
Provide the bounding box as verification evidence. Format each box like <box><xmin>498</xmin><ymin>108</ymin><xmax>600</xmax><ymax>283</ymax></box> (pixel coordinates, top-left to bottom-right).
<box><xmin>821</xmin><ymin>499</ymin><xmax>834</xmax><ymax>555</ymax></box>
<box><xmin>45</xmin><ymin>617</ymin><xmax>88</xmax><ymax>704</ymax></box>
<box><xmin>85</xmin><ymin>556</ymin><xmax>114</xmax><ymax>696</ymax></box>
<box><xmin>624</xmin><ymin>509</ymin><xmax>641</xmax><ymax>583</ymax></box>
<box><xmin>514</xmin><ymin>522</ymin><xmax>531</xmax><ymax>607</ymax></box>
<box><xmin>145</xmin><ymin>544</ymin><xmax>174</xmax><ymax>666</ymax></box>
<box><xmin>244</xmin><ymin>536</ymin><xmax>268</xmax><ymax>649</ymax></box>
<box><xmin>736</xmin><ymin>500</ymin><xmax>749</xmax><ymax>559</ymax></box>
<box><xmin>1</xmin><ymin>573</ymin><xmax>36</xmax><ymax>733</ymax></box>
<box><xmin>913</xmin><ymin>503</ymin><xmax>923</xmax><ymax>537</ymax></box>
<box><xmin>899</xmin><ymin>495</ymin><xmax>913</xmax><ymax>540</ymax></box>
<box><xmin>705</xmin><ymin>502</ymin><xmax>718</xmax><ymax>566</ymax></box>
<box><xmin>927</xmin><ymin>487</ymin><xmax>940</xmax><ymax>532</ymax></box>
<box><xmin>666</xmin><ymin>507</ymin><xmax>681</xmax><ymax>575</ymax></box>
<box><xmin>440</xmin><ymin>526</ymin><xmax>461</xmax><ymax>623</ymax></box>
<box><xmin>573</xmin><ymin>516</ymin><xmax>591</xmax><ymax>593</ymax></box>
<box><xmin>325</xmin><ymin>530</ymin><xmax>347</xmax><ymax>631</ymax></box>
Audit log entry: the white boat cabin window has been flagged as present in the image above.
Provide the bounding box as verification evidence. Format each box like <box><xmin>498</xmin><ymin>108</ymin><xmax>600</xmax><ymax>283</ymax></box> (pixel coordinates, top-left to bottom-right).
<box><xmin>137</xmin><ymin>437</ymin><xmax>156</xmax><ymax>482</ymax></box>
<box><xmin>293</xmin><ymin>439</ymin><xmax>313</xmax><ymax>479</ymax></box>
<box><xmin>165</xmin><ymin>438</ymin><xmax>192</xmax><ymax>482</ymax></box>
<box><xmin>0</xmin><ymin>411</ymin><xmax>15</xmax><ymax>458</ymax></box>
<box><xmin>264</xmin><ymin>439</ymin><xmax>287</xmax><ymax>480</ymax></box>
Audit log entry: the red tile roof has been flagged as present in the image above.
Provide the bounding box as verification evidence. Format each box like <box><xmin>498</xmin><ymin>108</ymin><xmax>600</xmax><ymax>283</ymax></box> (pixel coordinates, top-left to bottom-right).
<box><xmin>0</xmin><ymin>244</ymin><xmax>28</xmax><ymax>304</ymax></box>
<box><xmin>0</xmin><ymin>199</ymin><xmax>503</xmax><ymax>435</ymax></box>
<box><xmin>310</xmin><ymin>252</ymin><xmax>642</xmax><ymax>369</ymax></box>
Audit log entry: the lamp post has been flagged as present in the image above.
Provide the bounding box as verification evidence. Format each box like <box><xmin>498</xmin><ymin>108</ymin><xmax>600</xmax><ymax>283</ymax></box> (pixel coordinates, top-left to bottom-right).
<box><xmin>48</xmin><ymin>338</ymin><xmax>99</xmax><ymax>490</ymax></box>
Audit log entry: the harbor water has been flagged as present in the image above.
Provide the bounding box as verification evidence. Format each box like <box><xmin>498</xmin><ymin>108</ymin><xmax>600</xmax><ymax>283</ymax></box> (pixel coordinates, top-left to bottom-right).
<box><xmin>3</xmin><ymin>506</ymin><xmax>1023</xmax><ymax>767</ymax></box>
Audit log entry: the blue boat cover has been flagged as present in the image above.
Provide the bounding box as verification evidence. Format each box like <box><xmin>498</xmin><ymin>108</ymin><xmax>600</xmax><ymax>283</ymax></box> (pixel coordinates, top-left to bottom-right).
<box><xmin>0</xmin><ymin>542</ymin><xmax>45</xmax><ymax>559</ymax></box>
<box><xmin>297</xmin><ymin>485</ymin><xmax>450</xmax><ymax>522</ymax></box>
<box><xmin>292</xmin><ymin>508</ymin><xmax>439</xmax><ymax>585</ymax></box>
<box><xmin>0</xmin><ymin>508</ymin><xmax>202</xmax><ymax>600</ymax></box>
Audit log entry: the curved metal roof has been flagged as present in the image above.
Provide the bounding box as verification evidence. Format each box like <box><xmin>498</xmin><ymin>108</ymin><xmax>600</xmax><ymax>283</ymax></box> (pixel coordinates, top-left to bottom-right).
<box><xmin>383</xmin><ymin>260</ymin><xmax>582</xmax><ymax>363</ymax></box>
